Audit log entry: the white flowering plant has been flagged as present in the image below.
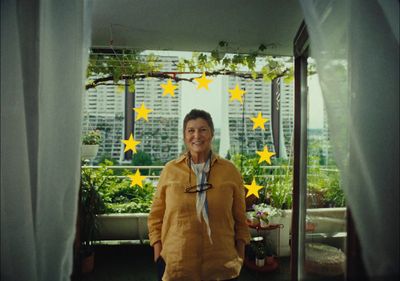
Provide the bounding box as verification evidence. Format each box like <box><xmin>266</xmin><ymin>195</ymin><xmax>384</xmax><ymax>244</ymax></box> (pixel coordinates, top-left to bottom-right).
<box><xmin>82</xmin><ymin>130</ymin><xmax>102</xmax><ymax>145</ymax></box>
<box><xmin>252</xmin><ymin>203</ymin><xmax>281</xmax><ymax>224</ymax></box>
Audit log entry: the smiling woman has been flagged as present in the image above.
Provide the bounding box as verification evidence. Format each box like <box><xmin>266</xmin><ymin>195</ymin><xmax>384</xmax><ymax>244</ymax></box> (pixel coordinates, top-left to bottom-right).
<box><xmin>147</xmin><ymin>109</ymin><xmax>250</xmax><ymax>281</ymax></box>
<box><xmin>183</xmin><ymin>111</ymin><xmax>214</xmax><ymax>163</ymax></box>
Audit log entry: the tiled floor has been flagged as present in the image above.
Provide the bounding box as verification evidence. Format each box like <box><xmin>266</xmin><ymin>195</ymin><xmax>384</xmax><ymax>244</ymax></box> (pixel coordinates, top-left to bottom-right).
<box><xmin>72</xmin><ymin>243</ymin><xmax>291</xmax><ymax>281</ymax></box>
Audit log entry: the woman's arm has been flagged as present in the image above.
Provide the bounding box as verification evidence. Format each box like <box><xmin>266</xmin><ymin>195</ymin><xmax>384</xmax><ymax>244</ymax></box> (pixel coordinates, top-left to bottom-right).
<box><xmin>148</xmin><ymin>169</ymin><xmax>167</xmax><ymax>251</ymax></box>
<box><xmin>153</xmin><ymin>241</ymin><xmax>163</xmax><ymax>262</ymax></box>
<box><xmin>235</xmin><ymin>239</ymin><xmax>245</xmax><ymax>259</ymax></box>
<box><xmin>231</xmin><ymin>168</ymin><xmax>251</xmax><ymax>246</ymax></box>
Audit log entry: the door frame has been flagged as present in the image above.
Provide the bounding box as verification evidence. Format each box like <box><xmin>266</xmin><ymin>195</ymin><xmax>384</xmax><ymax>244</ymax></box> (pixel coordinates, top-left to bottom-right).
<box><xmin>291</xmin><ymin>21</ymin><xmax>368</xmax><ymax>281</ymax></box>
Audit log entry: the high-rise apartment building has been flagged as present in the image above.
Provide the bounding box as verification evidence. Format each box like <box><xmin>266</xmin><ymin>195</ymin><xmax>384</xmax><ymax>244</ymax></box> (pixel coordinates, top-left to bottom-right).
<box><xmin>134</xmin><ymin>56</ymin><xmax>181</xmax><ymax>163</ymax></box>
<box><xmin>82</xmin><ymin>55</ymin><xmax>181</xmax><ymax>164</ymax></box>
<box><xmin>82</xmin><ymin>80</ymin><xmax>125</xmax><ymax>161</ymax></box>
<box><xmin>223</xmin><ymin>76</ymin><xmax>294</xmax><ymax>158</ymax></box>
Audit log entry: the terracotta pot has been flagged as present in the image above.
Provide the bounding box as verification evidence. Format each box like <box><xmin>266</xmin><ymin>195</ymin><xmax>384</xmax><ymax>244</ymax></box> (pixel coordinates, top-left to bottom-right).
<box><xmin>81</xmin><ymin>252</ymin><xmax>94</xmax><ymax>274</ymax></box>
<box><xmin>266</xmin><ymin>256</ymin><xmax>275</xmax><ymax>265</ymax></box>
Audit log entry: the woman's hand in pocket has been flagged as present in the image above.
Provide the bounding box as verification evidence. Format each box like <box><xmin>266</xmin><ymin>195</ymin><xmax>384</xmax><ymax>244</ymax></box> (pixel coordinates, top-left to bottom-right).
<box><xmin>153</xmin><ymin>241</ymin><xmax>162</xmax><ymax>262</ymax></box>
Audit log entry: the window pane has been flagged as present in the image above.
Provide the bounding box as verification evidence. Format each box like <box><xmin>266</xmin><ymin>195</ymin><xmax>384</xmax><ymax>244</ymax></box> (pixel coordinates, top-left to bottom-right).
<box><xmin>303</xmin><ymin>57</ymin><xmax>347</xmax><ymax>280</ymax></box>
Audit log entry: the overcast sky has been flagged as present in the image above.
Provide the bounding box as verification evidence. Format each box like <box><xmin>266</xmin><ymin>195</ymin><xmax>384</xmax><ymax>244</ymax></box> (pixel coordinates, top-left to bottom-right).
<box><xmin>180</xmin><ymin>74</ymin><xmax>223</xmax><ymax>128</ymax></box>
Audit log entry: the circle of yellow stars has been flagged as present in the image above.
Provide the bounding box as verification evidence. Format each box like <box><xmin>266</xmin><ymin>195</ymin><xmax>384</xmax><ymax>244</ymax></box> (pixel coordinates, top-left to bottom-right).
<box><xmin>121</xmin><ymin>73</ymin><xmax>278</xmax><ymax>193</ymax></box>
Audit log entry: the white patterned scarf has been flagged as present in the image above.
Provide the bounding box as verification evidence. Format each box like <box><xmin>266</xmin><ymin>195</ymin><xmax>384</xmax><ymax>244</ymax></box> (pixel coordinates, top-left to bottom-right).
<box><xmin>191</xmin><ymin>158</ymin><xmax>213</xmax><ymax>244</ymax></box>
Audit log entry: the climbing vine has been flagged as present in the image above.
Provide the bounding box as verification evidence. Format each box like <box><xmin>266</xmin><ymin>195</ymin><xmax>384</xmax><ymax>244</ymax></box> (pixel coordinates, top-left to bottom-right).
<box><xmin>85</xmin><ymin>42</ymin><xmax>296</xmax><ymax>91</ymax></box>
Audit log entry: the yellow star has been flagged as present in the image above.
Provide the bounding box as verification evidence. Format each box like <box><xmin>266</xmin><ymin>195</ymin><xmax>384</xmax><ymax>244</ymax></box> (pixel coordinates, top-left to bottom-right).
<box><xmin>161</xmin><ymin>79</ymin><xmax>177</xmax><ymax>97</ymax></box>
<box><xmin>250</xmin><ymin>112</ymin><xmax>268</xmax><ymax>130</ymax></box>
<box><xmin>128</xmin><ymin>170</ymin><xmax>147</xmax><ymax>188</ymax></box>
<box><xmin>122</xmin><ymin>133</ymin><xmax>141</xmax><ymax>153</ymax></box>
<box><xmin>229</xmin><ymin>84</ymin><xmax>246</xmax><ymax>103</ymax></box>
<box><xmin>133</xmin><ymin>102</ymin><xmax>153</xmax><ymax>121</ymax></box>
<box><xmin>194</xmin><ymin>72</ymin><xmax>213</xmax><ymax>90</ymax></box>
<box><xmin>244</xmin><ymin>178</ymin><xmax>264</xmax><ymax>198</ymax></box>
<box><xmin>256</xmin><ymin>146</ymin><xmax>276</xmax><ymax>165</ymax></box>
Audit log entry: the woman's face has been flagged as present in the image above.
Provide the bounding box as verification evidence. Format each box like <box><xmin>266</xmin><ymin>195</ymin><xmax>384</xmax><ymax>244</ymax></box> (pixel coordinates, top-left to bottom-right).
<box><xmin>184</xmin><ymin>118</ymin><xmax>213</xmax><ymax>157</ymax></box>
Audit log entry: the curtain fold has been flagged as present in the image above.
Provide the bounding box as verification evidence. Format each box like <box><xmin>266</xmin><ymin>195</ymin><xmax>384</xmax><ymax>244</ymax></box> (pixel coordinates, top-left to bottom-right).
<box><xmin>1</xmin><ymin>0</ymin><xmax>91</xmax><ymax>280</ymax></box>
<box><xmin>298</xmin><ymin>0</ymin><xmax>399</xmax><ymax>278</ymax></box>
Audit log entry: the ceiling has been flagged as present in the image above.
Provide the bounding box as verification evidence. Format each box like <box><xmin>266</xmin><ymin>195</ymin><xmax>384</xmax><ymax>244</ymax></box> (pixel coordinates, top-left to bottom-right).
<box><xmin>91</xmin><ymin>0</ymin><xmax>304</xmax><ymax>56</ymax></box>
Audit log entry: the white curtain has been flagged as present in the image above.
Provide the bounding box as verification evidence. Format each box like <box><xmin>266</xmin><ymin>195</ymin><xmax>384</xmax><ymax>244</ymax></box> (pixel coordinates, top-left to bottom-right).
<box><xmin>1</xmin><ymin>0</ymin><xmax>91</xmax><ymax>280</ymax></box>
<box><xmin>299</xmin><ymin>0</ymin><xmax>399</xmax><ymax>278</ymax></box>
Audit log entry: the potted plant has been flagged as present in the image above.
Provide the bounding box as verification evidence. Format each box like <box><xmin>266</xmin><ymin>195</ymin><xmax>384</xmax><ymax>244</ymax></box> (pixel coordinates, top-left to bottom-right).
<box><xmin>79</xmin><ymin>166</ymin><xmax>106</xmax><ymax>273</ymax></box>
<box><xmin>81</xmin><ymin>130</ymin><xmax>102</xmax><ymax>160</ymax></box>
<box><xmin>246</xmin><ymin>211</ymin><xmax>260</xmax><ymax>227</ymax></box>
<box><xmin>252</xmin><ymin>203</ymin><xmax>281</xmax><ymax>228</ymax></box>
<box><xmin>250</xmin><ymin>239</ymin><xmax>267</xmax><ymax>267</ymax></box>
<box><xmin>264</xmin><ymin>238</ymin><xmax>276</xmax><ymax>265</ymax></box>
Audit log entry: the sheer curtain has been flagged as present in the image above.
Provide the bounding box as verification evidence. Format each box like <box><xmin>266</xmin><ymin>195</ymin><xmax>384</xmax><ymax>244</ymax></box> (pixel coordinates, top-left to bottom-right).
<box><xmin>299</xmin><ymin>0</ymin><xmax>399</xmax><ymax>278</ymax></box>
<box><xmin>1</xmin><ymin>0</ymin><xmax>91</xmax><ymax>280</ymax></box>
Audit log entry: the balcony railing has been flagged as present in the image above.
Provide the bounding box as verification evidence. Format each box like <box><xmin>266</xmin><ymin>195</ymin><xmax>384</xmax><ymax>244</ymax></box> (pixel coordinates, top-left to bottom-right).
<box><xmin>81</xmin><ymin>165</ymin><xmax>339</xmax><ymax>181</ymax></box>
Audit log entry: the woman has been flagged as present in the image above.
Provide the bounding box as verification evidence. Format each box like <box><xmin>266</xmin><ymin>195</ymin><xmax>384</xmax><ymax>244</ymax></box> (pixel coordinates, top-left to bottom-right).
<box><xmin>148</xmin><ymin>109</ymin><xmax>250</xmax><ymax>281</ymax></box>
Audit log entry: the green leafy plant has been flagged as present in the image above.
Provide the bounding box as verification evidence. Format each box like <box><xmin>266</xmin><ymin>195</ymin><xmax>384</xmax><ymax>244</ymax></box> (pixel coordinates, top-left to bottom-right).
<box><xmin>266</xmin><ymin>169</ymin><xmax>293</xmax><ymax>210</ymax></box>
<box><xmin>101</xmin><ymin>180</ymin><xmax>156</xmax><ymax>213</ymax></box>
<box><xmin>307</xmin><ymin>155</ymin><xmax>345</xmax><ymax>208</ymax></box>
<box><xmin>85</xmin><ymin>45</ymin><xmax>294</xmax><ymax>91</ymax></box>
<box><xmin>232</xmin><ymin>153</ymin><xmax>293</xmax><ymax>210</ymax></box>
<box><xmin>80</xmin><ymin>164</ymin><xmax>107</xmax><ymax>255</ymax></box>
<box><xmin>81</xmin><ymin>160</ymin><xmax>157</xmax><ymax>214</ymax></box>
<box><xmin>252</xmin><ymin>203</ymin><xmax>282</xmax><ymax>224</ymax></box>
<box><xmin>322</xmin><ymin>173</ymin><xmax>345</xmax><ymax>207</ymax></box>
<box><xmin>82</xmin><ymin>130</ymin><xmax>102</xmax><ymax>145</ymax></box>
<box><xmin>250</xmin><ymin>241</ymin><xmax>266</xmax><ymax>259</ymax></box>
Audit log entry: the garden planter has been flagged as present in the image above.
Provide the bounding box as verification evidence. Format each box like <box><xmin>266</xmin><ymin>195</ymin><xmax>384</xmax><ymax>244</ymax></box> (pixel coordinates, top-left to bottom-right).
<box><xmin>96</xmin><ymin>213</ymin><xmax>149</xmax><ymax>242</ymax></box>
<box><xmin>81</xmin><ymin>144</ymin><xmax>99</xmax><ymax>159</ymax></box>
<box><xmin>255</xmin><ymin>258</ymin><xmax>265</xmax><ymax>267</ymax></box>
<box><xmin>267</xmin><ymin>209</ymin><xmax>292</xmax><ymax>257</ymax></box>
<box><xmin>94</xmin><ymin>208</ymin><xmax>346</xmax><ymax>257</ymax></box>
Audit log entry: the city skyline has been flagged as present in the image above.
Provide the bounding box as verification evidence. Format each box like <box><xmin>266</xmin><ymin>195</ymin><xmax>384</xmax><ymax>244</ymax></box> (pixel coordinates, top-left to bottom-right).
<box><xmin>83</xmin><ymin>51</ymin><xmax>325</xmax><ymax>163</ymax></box>
<box><xmin>145</xmin><ymin>50</ymin><xmax>325</xmax><ymax>130</ymax></box>
<box><xmin>180</xmin><ymin>73</ymin><xmax>324</xmax><ymax>130</ymax></box>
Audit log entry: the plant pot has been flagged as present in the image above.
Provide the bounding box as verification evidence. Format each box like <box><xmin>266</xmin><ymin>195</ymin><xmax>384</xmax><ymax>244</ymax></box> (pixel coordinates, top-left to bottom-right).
<box><xmin>260</xmin><ymin>220</ymin><xmax>269</xmax><ymax>228</ymax></box>
<box><xmin>81</xmin><ymin>251</ymin><xmax>95</xmax><ymax>273</ymax></box>
<box><xmin>266</xmin><ymin>256</ymin><xmax>275</xmax><ymax>265</ymax></box>
<box><xmin>81</xmin><ymin>144</ymin><xmax>99</xmax><ymax>160</ymax></box>
<box><xmin>255</xmin><ymin>257</ymin><xmax>265</xmax><ymax>267</ymax></box>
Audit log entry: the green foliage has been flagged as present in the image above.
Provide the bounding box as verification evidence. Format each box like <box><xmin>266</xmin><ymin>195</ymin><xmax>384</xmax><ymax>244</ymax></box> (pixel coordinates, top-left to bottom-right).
<box><xmin>177</xmin><ymin>51</ymin><xmax>292</xmax><ymax>82</ymax></box>
<box><xmin>232</xmin><ymin>153</ymin><xmax>293</xmax><ymax>210</ymax></box>
<box><xmin>131</xmin><ymin>151</ymin><xmax>153</xmax><ymax>175</ymax></box>
<box><xmin>250</xmin><ymin>239</ymin><xmax>275</xmax><ymax>259</ymax></box>
<box><xmin>267</xmin><ymin>170</ymin><xmax>293</xmax><ymax>210</ymax></box>
<box><xmin>80</xmin><ymin>164</ymin><xmax>108</xmax><ymax>249</ymax></box>
<box><xmin>82</xmin><ymin>160</ymin><xmax>157</xmax><ymax>214</ymax></box>
<box><xmin>250</xmin><ymin>241</ymin><xmax>266</xmax><ymax>259</ymax></box>
<box><xmin>86</xmin><ymin>43</ymin><xmax>294</xmax><ymax>90</ymax></box>
<box><xmin>82</xmin><ymin>130</ymin><xmax>102</xmax><ymax>145</ymax></box>
<box><xmin>100</xmin><ymin>178</ymin><xmax>155</xmax><ymax>213</ymax></box>
<box><xmin>307</xmin><ymin>155</ymin><xmax>345</xmax><ymax>208</ymax></box>
<box><xmin>87</xmin><ymin>50</ymin><xmax>162</xmax><ymax>79</ymax></box>
<box><xmin>232</xmin><ymin>148</ymin><xmax>345</xmax><ymax>209</ymax></box>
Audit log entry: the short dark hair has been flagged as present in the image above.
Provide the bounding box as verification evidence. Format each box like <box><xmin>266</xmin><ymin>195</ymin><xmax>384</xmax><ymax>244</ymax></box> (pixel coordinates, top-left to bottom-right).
<box><xmin>183</xmin><ymin>109</ymin><xmax>214</xmax><ymax>135</ymax></box>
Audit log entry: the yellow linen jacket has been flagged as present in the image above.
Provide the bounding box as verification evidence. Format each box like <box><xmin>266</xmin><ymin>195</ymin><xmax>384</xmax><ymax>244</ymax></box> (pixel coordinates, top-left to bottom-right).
<box><xmin>148</xmin><ymin>153</ymin><xmax>250</xmax><ymax>281</ymax></box>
